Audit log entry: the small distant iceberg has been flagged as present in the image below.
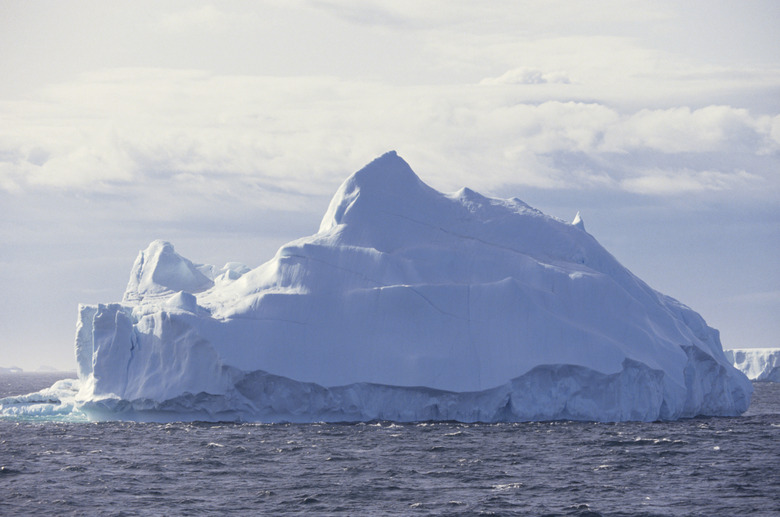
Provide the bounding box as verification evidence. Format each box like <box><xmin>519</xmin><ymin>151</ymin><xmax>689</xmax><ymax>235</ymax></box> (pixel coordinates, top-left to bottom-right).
<box><xmin>724</xmin><ymin>349</ymin><xmax>780</xmax><ymax>382</ymax></box>
<box><xmin>0</xmin><ymin>378</ymin><xmax>85</xmax><ymax>422</ymax></box>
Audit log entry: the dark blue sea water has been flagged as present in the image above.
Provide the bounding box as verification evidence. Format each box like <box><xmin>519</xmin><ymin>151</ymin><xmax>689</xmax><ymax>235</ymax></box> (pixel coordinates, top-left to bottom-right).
<box><xmin>1</xmin><ymin>373</ymin><xmax>778</xmax><ymax>516</ymax></box>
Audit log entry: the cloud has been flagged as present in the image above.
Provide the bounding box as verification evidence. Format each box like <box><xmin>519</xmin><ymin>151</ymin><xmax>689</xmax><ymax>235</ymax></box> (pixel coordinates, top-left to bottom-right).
<box><xmin>601</xmin><ymin>106</ymin><xmax>772</xmax><ymax>154</ymax></box>
<box><xmin>153</xmin><ymin>4</ymin><xmax>252</xmax><ymax>33</ymax></box>
<box><xmin>771</xmin><ymin>114</ymin><xmax>780</xmax><ymax>147</ymax></box>
<box><xmin>725</xmin><ymin>290</ymin><xmax>780</xmax><ymax>305</ymax></box>
<box><xmin>0</xmin><ymin>68</ymin><xmax>777</xmax><ymax>202</ymax></box>
<box><xmin>619</xmin><ymin>168</ymin><xmax>760</xmax><ymax>195</ymax></box>
<box><xmin>306</xmin><ymin>0</ymin><xmax>415</xmax><ymax>28</ymax></box>
<box><xmin>480</xmin><ymin>67</ymin><xmax>571</xmax><ymax>85</ymax></box>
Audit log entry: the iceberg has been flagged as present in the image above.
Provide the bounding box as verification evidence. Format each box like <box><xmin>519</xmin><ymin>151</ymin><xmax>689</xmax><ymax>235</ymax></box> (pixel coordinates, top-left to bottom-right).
<box><xmin>4</xmin><ymin>151</ymin><xmax>752</xmax><ymax>422</ymax></box>
<box><xmin>724</xmin><ymin>348</ymin><xmax>780</xmax><ymax>382</ymax></box>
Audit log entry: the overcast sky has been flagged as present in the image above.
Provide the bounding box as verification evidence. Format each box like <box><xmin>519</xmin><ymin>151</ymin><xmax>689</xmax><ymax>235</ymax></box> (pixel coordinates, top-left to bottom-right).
<box><xmin>1</xmin><ymin>0</ymin><xmax>778</xmax><ymax>370</ymax></box>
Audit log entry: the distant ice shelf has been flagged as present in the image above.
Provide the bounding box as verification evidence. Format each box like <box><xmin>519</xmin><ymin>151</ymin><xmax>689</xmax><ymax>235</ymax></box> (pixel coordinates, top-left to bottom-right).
<box><xmin>1</xmin><ymin>152</ymin><xmax>752</xmax><ymax>423</ymax></box>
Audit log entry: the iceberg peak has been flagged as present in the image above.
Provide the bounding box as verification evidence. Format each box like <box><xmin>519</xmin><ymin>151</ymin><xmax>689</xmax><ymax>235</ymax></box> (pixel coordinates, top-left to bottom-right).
<box><xmin>123</xmin><ymin>240</ymin><xmax>214</xmax><ymax>303</ymax></box>
<box><xmin>318</xmin><ymin>150</ymin><xmax>437</xmax><ymax>234</ymax></box>
<box><xmin>344</xmin><ymin>150</ymin><xmax>421</xmax><ymax>192</ymax></box>
<box><xmin>572</xmin><ymin>211</ymin><xmax>585</xmax><ymax>230</ymax></box>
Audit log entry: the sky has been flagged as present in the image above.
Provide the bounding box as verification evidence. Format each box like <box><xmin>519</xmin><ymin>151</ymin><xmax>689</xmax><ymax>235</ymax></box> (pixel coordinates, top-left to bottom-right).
<box><xmin>1</xmin><ymin>0</ymin><xmax>778</xmax><ymax>370</ymax></box>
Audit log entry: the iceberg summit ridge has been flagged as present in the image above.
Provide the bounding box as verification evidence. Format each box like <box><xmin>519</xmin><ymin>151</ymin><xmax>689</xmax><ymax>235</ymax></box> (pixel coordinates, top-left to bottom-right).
<box><xmin>4</xmin><ymin>151</ymin><xmax>752</xmax><ymax>422</ymax></box>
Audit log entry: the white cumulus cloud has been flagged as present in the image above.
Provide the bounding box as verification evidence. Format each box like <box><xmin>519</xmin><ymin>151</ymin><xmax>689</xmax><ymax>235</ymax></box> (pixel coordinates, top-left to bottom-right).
<box><xmin>480</xmin><ymin>68</ymin><xmax>571</xmax><ymax>85</ymax></box>
<box><xmin>0</xmin><ymin>69</ymin><xmax>777</xmax><ymax>200</ymax></box>
<box><xmin>602</xmin><ymin>106</ymin><xmax>770</xmax><ymax>154</ymax></box>
<box><xmin>620</xmin><ymin>168</ymin><xmax>760</xmax><ymax>195</ymax></box>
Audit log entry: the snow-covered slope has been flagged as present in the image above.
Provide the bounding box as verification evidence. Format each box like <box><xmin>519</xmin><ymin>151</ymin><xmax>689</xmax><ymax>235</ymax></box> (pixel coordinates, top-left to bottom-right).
<box><xmin>724</xmin><ymin>349</ymin><xmax>780</xmax><ymax>382</ymax></box>
<box><xmin>54</xmin><ymin>152</ymin><xmax>752</xmax><ymax>422</ymax></box>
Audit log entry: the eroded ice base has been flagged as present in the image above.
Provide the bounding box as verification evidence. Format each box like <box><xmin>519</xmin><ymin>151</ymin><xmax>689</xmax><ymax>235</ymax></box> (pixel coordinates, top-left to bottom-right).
<box><xmin>3</xmin><ymin>345</ymin><xmax>749</xmax><ymax>423</ymax></box>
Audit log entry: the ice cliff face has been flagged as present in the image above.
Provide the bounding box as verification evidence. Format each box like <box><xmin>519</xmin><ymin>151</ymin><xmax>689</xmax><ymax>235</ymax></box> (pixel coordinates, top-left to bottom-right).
<box><xmin>725</xmin><ymin>349</ymin><xmax>780</xmax><ymax>382</ymax></box>
<box><xmin>71</xmin><ymin>151</ymin><xmax>752</xmax><ymax>422</ymax></box>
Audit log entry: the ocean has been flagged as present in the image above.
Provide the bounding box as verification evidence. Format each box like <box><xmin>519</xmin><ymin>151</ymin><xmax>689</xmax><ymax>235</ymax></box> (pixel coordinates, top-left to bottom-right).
<box><xmin>1</xmin><ymin>373</ymin><xmax>778</xmax><ymax>516</ymax></box>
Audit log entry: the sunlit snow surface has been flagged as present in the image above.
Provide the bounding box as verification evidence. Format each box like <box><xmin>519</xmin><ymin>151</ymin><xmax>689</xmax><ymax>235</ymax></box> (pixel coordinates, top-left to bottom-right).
<box><xmin>2</xmin><ymin>152</ymin><xmax>752</xmax><ymax>422</ymax></box>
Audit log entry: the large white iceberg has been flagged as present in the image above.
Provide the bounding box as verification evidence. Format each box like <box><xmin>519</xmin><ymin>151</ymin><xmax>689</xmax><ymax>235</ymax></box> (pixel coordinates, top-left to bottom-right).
<box><xmin>724</xmin><ymin>349</ymin><xmax>780</xmax><ymax>382</ymax></box>
<box><xmin>43</xmin><ymin>152</ymin><xmax>753</xmax><ymax>421</ymax></box>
